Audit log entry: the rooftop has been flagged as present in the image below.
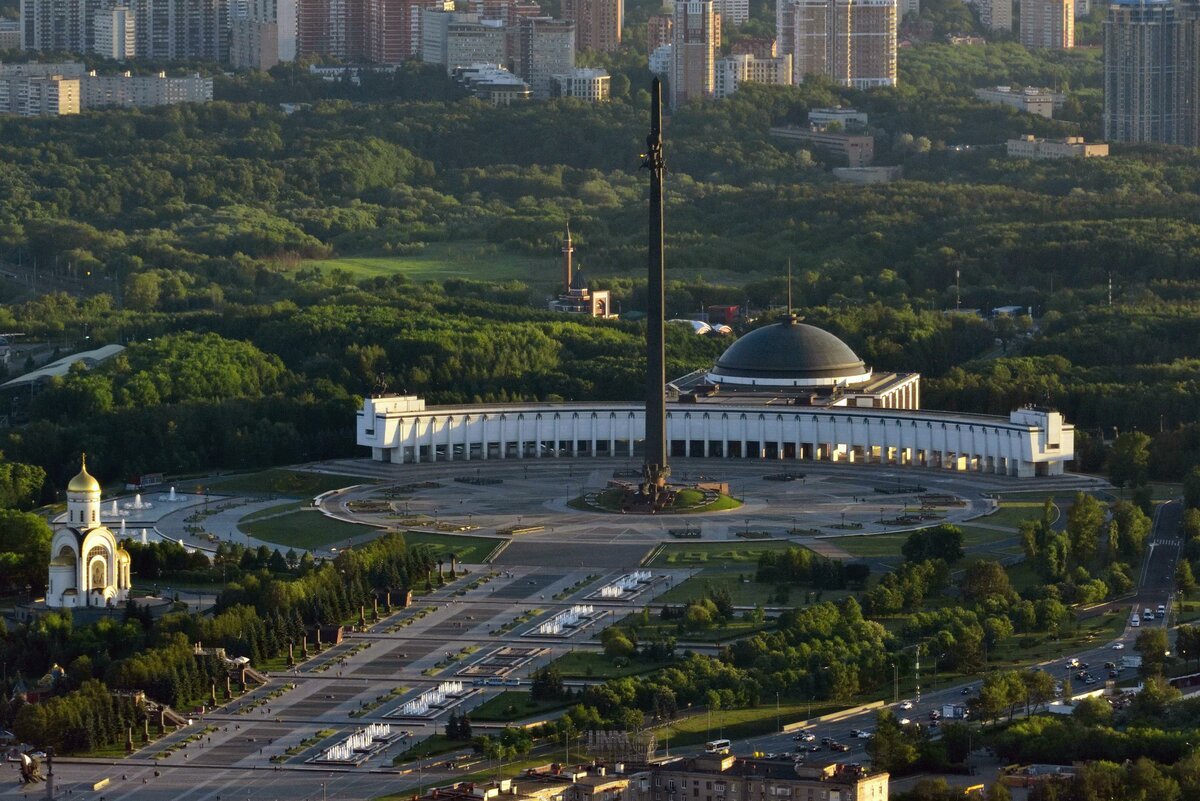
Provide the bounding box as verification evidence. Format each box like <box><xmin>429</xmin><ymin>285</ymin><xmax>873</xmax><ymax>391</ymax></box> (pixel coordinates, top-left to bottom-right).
<box><xmin>1</xmin><ymin>344</ymin><xmax>125</xmax><ymax>389</ymax></box>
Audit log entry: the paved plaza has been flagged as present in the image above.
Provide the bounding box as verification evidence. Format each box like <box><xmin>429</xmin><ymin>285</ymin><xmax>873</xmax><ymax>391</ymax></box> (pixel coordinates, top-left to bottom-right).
<box><xmin>13</xmin><ymin>457</ymin><xmax>1106</xmax><ymax>801</ymax></box>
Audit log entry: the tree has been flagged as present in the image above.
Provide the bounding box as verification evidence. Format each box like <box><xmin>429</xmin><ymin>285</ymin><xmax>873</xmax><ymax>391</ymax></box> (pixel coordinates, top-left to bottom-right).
<box><xmin>600</xmin><ymin>626</ymin><xmax>636</xmax><ymax>658</ymax></box>
<box><xmin>1108</xmin><ymin>431</ymin><xmax>1152</xmax><ymax>489</ymax></box>
<box><xmin>1021</xmin><ymin>670</ymin><xmax>1056</xmax><ymax>715</ymax></box>
<box><xmin>1135</xmin><ymin>627</ymin><xmax>1170</xmax><ymax>675</ymax></box>
<box><xmin>1072</xmin><ymin>696</ymin><xmax>1112</xmax><ymax>726</ymax></box>
<box><xmin>1186</xmin><ymin>465</ymin><xmax>1200</xmax><ymax>509</ymax></box>
<box><xmin>0</xmin><ymin>509</ymin><xmax>53</xmax><ymax>593</ymax></box>
<box><xmin>902</xmin><ymin>525</ymin><xmax>965</xmax><ymax>564</ymax></box>
<box><xmin>960</xmin><ymin>560</ymin><xmax>1012</xmax><ymax>602</ymax></box>
<box><xmin>1065</xmin><ymin>492</ymin><xmax>1105</xmax><ymax>565</ymax></box>
<box><xmin>1178</xmin><ymin>560</ymin><xmax>1197</xmax><ymax>595</ymax></box>
<box><xmin>865</xmin><ymin>710</ymin><xmax>918</xmax><ymax>774</ymax></box>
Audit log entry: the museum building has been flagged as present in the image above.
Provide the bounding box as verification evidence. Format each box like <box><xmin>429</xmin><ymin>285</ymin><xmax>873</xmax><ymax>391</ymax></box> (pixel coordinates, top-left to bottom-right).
<box><xmin>358</xmin><ymin>318</ymin><xmax>1073</xmax><ymax>478</ymax></box>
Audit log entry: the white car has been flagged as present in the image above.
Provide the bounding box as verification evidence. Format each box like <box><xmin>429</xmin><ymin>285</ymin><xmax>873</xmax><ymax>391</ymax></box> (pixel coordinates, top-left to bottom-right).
<box><xmin>853</xmin><ymin>730</ymin><xmax>872</xmax><ymax>739</ymax></box>
<box><xmin>900</xmin><ymin>700</ymin><xmax>914</xmax><ymax>710</ymax></box>
<box><xmin>898</xmin><ymin>718</ymin><xmax>911</xmax><ymax>726</ymax></box>
<box><xmin>793</xmin><ymin>732</ymin><xmax>816</xmax><ymax>742</ymax></box>
<box><xmin>1112</xmin><ymin>643</ymin><xmax>1125</xmax><ymax>650</ymax></box>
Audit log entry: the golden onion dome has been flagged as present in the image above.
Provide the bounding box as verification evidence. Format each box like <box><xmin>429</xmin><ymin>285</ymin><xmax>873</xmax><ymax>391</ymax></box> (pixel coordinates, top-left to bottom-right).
<box><xmin>67</xmin><ymin>454</ymin><xmax>101</xmax><ymax>494</ymax></box>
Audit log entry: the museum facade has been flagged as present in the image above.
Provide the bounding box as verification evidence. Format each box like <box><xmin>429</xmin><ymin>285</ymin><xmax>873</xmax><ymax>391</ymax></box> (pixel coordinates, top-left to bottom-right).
<box><xmin>358</xmin><ymin>319</ymin><xmax>1074</xmax><ymax>478</ymax></box>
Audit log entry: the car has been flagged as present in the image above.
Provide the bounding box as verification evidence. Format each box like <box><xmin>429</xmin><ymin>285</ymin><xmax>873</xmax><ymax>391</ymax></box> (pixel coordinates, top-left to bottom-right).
<box><xmin>1109</xmin><ymin>670</ymin><xmax>1120</xmax><ymax>679</ymax></box>
<box><xmin>793</xmin><ymin>732</ymin><xmax>816</xmax><ymax>742</ymax></box>
<box><xmin>821</xmin><ymin>737</ymin><xmax>832</xmax><ymax>746</ymax></box>
<box><xmin>850</xmin><ymin>729</ymin><xmax>870</xmax><ymax>738</ymax></box>
<box><xmin>929</xmin><ymin>710</ymin><xmax>941</xmax><ymax>720</ymax></box>
<box><xmin>1113</xmin><ymin>643</ymin><xmax>1125</xmax><ymax>650</ymax></box>
<box><xmin>927</xmin><ymin>720</ymin><xmax>939</xmax><ymax>729</ymax></box>
<box><xmin>1085</xmin><ymin>676</ymin><xmax>1097</xmax><ymax>685</ymax></box>
<box><xmin>898</xmin><ymin>718</ymin><xmax>911</xmax><ymax>726</ymax></box>
<box><xmin>830</xmin><ymin>743</ymin><xmax>851</xmax><ymax>752</ymax></box>
<box><xmin>806</xmin><ymin>745</ymin><xmax>821</xmax><ymax>752</ymax></box>
<box><xmin>960</xmin><ymin>686</ymin><xmax>972</xmax><ymax>695</ymax></box>
<box><xmin>1104</xmin><ymin>662</ymin><xmax>1116</xmax><ymax>670</ymax></box>
<box><xmin>765</xmin><ymin>753</ymin><xmax>777</xmax><ymax>759</ymax></box>
<box><xmin>900</xmin><ymin>700</ymin><xmax>914</xmax><ymax>710</ymax></box>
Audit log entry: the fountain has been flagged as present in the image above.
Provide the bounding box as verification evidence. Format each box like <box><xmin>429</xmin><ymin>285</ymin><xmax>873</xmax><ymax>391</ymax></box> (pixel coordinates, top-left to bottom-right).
<box><xmin>312</xmin><ymin>723</ymin><xmax>393</xmax><ymax>764</ymax></box>
<box><xmin>596</xmin><ymin>571</ymin><xmax>653</xmax><ymax>599</ymax></box>
<box><xmin>159</xmin><ymin>486</ymin><xmax>185</xmax><ymax>503</ymax></box>
<box><xmin>124</xmin><ymin>493</ymin><xmax>153</xmax><ymax>511</ymax></box>
<box><xmin>119</xmin><ymin>519</ymin><xmax>126</xmax><ymax>536</ymax></box>
<box><xmin>140</xmin><ymin>528</ymin><xmax>148</xmax><ymax>545</ymax></box>
<box><xmin>534</xmin><ymin>604</ymin><xmax>595</xmax><ymax>636</ymax></box>
<box><xmin>390</xmin><ymin>682</ymin><xmax>465</xmax><ymax>718</ymax></box>
<box><xmin>108</xmin><ymin>499</ymin><xmax>128</xmax><ymax>518</ymax></box>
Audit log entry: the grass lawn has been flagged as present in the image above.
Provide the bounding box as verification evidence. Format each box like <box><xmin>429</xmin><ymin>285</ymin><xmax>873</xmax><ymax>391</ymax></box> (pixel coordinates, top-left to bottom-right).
<box><xmin>627</xmin><ymin>617</ymin><xmax>773</xmax><ymax>643</ymax></box>
<box><xmin>649</xmin><ymin>540</ymin><xmax>797</xmax><ymax>568</ymax></box>
<box><xmin>654</xmin><ymin>571</ymin><xmax>784</xmax><ymax>607</ymax></box>
<box><xmin>392</xmin><ymin>733</ymin><xmax>473</xmax><ymax>763</ymax></box>
<box><xmin>469</xmin><ymin>691</ymin><xmax>572</xmax><ymax>722</ymax></box>
<box><xmin>241</xmin><ymin>509</ymin><xmax>374</xmax><ymax>550</ymax></box>
<box><xmin>957</xmin><ymin>526</ymin><xmax>1021</xmax><ymax>549</ymax></box>
<box><xmin>1005</xmin><ymin>560</ymin><xmax>1044</xmax><ymax>594</ymax></box>
<box><xmin>179</xmin><ymin>469</ymin><xmax>371</xmax><ymax>498</ymax></box>
<box><xmin>823</xmin><ymin>532</ymin><xmax>909</xmax><ymax>559</ymax></box>
<box><xmin>240</xmin><ymin>500</ymin><xmax>308</xmax><ymax>523</ymax></box>
<box><xmin>301</xmin><ymin>241</ymin><xmax>556</xmax><ymax>287</ymax></box>
<box><xmin>400</xmin><ymin>531</ymin><xmax>501</xmax><ymax>563</ymax></box>
<box><xmin>989</xmin><ymin>610</ymin><xmax>1128</xmax><ymax>665</ymax></box>
<box><xmin>550</xmin><ymin>650</ymin><xmax>675</xmax><ymax>679</ymax></box>
<box><xmin>982</xmin><ymin>502</ymin><xmax>1058</xmax><ymax>529</ymax></box>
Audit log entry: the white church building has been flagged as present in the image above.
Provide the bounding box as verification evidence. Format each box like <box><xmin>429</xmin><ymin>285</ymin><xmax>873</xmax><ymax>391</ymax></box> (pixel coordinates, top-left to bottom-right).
<box><xmin>46</xmin><ymin>456</ymin><xmax>132</xmax><ymax>609</ymax></box>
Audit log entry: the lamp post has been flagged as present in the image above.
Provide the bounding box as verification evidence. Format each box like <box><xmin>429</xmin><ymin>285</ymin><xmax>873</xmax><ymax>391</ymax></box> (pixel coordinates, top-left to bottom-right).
<box><xmin>776</xmin><ymin>691</ymin><xmax>780</xmax><ymax>733</ymax></box>
<box><xmin>892</xmin><ymin>663</ymin><xmax>898</xmax><ymax>704</ymax></box>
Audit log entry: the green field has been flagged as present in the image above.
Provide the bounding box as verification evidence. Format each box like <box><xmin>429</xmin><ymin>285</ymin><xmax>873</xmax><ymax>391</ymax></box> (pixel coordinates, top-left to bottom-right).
<box><xmin>982</xmin><ymin>501</ymin><xmax>1058</xmax><ymax>529</ymax></box>
<box><xmin>399</xmin><ymin>531</ymin><xmax>501</xmax><ymax>563</ymax></box>
<box><xmin>468</xmin><ymin>691</ymin><xmax>571</xmax><ymax>722</ymax></box>
<box><xmin>301</xmin><ymin>241</ymin><xmax>556</xmax><ymax>286</ymax></box>
<box><xmin>626</xmin><ymin>615</ymin><xmax>773</xmax><ymax>642</ymax></box>
<box><xmin>241</xmin><ymin>509</ymin><xmax>374</xmax><ymax>550</ymax></box>
<box><xmin>654</xmin><ymin>571</ymin><xmax>784</xmax><ymax>607</ymax></box>
<box><xmin>179</xmin><ymin>469</ymin><xmax>370</xmax><ymax>498</ymax></box>
<box><xmin>658</xmin><ymin>701</ymin><xmax>845</xmax><ymax>748</ymax></box>
<box><xmin>824</xmin><ymin>525</ymin><xmax>1016</xmax><ymax>560</ymax></box>
<box><xmin>240</xmin><ymin>500</ymin><xmax>307</xmax><ymax>523</ymax></box>
<box><xmin>549</xmin><ymin>650</ymin><xmax>676</xmax><ymax>679</ymax></box>
<box><xmin>649</xmin><ymin>540</ymin><xmax>798</xmax><ymax>568</ymax></box>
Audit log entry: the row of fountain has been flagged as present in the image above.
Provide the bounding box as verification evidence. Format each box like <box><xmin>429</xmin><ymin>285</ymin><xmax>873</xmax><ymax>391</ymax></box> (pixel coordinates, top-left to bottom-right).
<box><xmin>393</xmin><ymin>681</ymin><xmax>465</xmax><ymax>717</ymax></box>
<box><xmin>116</xmin><ymin>519</ymin><xmax>154</xmax><ymax>545</ymax></box>
<box><xmin>313</xmin><ymin>723</ymin><xmax>392</xmax><ymax>763</ymax></box>
<box><xmin>103</xmin><ymin>487</ymin><xmax>190</xmax><ymax>518</ymax></box>
<box><xmin>596</xmin><ymin>571</ymin><xmax>653</xmax><ymax>599</ymax></box>
<box><xmin>535</xmin><ymin>604</ymin><xmax>595</xmax><ymax>636</ymax></box>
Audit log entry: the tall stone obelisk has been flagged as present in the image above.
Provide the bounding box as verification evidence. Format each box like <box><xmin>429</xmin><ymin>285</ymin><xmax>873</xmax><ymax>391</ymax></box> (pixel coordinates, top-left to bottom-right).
<box><xmin>642</xmin><ymin>78</ymin><xmax>670</xmax><ymax>501</ymax></box>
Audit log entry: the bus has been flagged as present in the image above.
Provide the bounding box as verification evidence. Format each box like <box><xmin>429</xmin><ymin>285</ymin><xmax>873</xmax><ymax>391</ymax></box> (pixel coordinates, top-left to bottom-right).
<box><xmin>705</xmin><ymin>739</ymin><xmax>731</xmax><ymax>754</ymax></box>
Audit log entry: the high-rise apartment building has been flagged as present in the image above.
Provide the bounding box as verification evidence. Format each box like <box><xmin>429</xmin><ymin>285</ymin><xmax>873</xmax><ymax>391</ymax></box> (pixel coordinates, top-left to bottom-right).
<box><xmin>714</xmin><ymin>51</ymin><xmax>792</xmax><ymax>97</ymax></box>
<box><xmin>562</xmin><ymin>0</ymin><xmax>621</xmax><ymax>52</ymax></box>
<box><xmin>132</xmin><ymin>0</ymin><xmax>228</xmax><ymax>60</ymax></box>
<box><xmin>970</xmin><ymin>0</ymin><xmax>1011</xmax><ymax>31</ymax></box>
<box><xmin>93</xmin><ymin>4</ymin><xmax>135</xmax><ymax>59</ymax></box>
<box><xmin>647</xmin><ymin>13</ymin><xmax>671</xmax><ymax>50</ymax></box>
<box><xmin>1103</xmin><ymin>0</ymin><xmax>1179</xmax><ymax>142</ymax></box>
<box><xmin>297</xmin><ymin>0</ymin><xmax>366</xmax><ymax>59</ymax></box>
<box><xmin>717</xmin><ymin>0</ymin><xmax>749</xmax><ymax>24</ymax></box>
<box><xmin>20</xmin><ymin>0</ymin><xmax>101</xmax><ymax>52</ymax></box>
<box><xmin>671</xmin><ymin>0</ymin><xmax>719</xmax><ymax>107</ymax></box>
<box><xmin>463</xmin><ymin>0</ymin><xmax>540</xmax><ymax>23</ymax></box>
<box><xmin>777</xmin><ymin>0</ymin><xmax>896</xmax><ymax>88</ymax></box>
<box><xmin>511</xmin><ymin>15</ymin><xmax>574</xmax><ymax>99</ymax></box>
<box><xmin>730</xmin><ymin>35</ymin><xmax>776</xmax><ymax>56</ymax></box>
<box><xmin>1176</xmin><ymin>0</ymin><xmax>1200</xmax><ymax>145</ymax></box>
<box><xmin>445</xmin><ymin>15</ymin><xmax>506</xmax><ymax>70</ymax></box>
<box><xmin>1020</xmin><ymin>0</ymin><xmax>1074</xmax><ymax>48</ymax></box>
<box><xmin>230</xmin><ymin>0</ymin><xmax>297</xmax><ymax>68</ymax></box>
<box><xmin>364</xmin><ymin>0</ymin><xmax>451</xmax><ymax>63</ymax></box>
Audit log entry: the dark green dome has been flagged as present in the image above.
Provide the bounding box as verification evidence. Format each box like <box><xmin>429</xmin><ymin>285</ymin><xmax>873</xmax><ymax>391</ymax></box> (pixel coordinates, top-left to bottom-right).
<box><xmin>709</xmin><ymin>320</ymin><xmax>868</xmax><ymax>384</ymax></box>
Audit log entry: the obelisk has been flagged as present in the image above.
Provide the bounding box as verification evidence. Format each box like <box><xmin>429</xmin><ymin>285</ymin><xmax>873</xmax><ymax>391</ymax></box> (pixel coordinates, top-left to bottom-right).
<box><xmin>642</xmin><ymin>78</ymin><xmax>670</xmax><ymax>501</ymax></box>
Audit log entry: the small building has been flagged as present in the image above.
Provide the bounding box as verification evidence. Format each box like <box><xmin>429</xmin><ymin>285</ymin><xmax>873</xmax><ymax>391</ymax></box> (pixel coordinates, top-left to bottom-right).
<box><xmin>833</xmin><ymin>166</ymin><xmax>902</xmax><ymax>184</ymax></box>
<box><xmin>548</xmin><ymin>225</ymin><xmax>613</xmax><ymax>318</ymax></box>
<box><xmin>714</xmin><ymin>53</ymin><xmax>792</xmax><ymax>98</ymax></box>
<box><xmin>649</xmin><ymin>43</ymin><xmax>672</xmax><ymax>76</ymax></box>
<box><xmin>48</xmin><ymin>456</ymin><xmax>132</xmax><ymax>609</ymax></box>
<box><xmin>1006</xmin><ymin>134</ymin><xmax>1108</xmax><ymax>159</ymax></box>
<box><xmin>769</xmin><ymin>125</ymin><xmax>875</xmax><ymax>167</ymax></box>
<box><xmin>553</xmin><ymin>68</ymin><xmax>610</xmax><ymax>101</ymax></box>
<box><xmin>706</xmin><ymin>305</ymin><xmax>740</xmax><ymax>325</ymax></box>
<box><xmin>1</xmin><ymin>344</ymin><xmax>125</xmax><ymax>392</ymax></box>
<box><xmin>974</xmin><ymin>85</ymin><xmax>1063</xmax><ymax>118</ymax></box>
<box><xmin>0</xmin><ymin>20</ymin><xmax>20</xmax><ymax>51</ymax></box>
<box><xmin>809</xmin><ymin>106</ymin><xmax>868</xmax><ymax>129</ymax></box>
<box><xmin>634</xmin><ymin>755</ymin><xmax>887</xmax><ymax>801</ymax></box>
<box><xmin>454</xmin><ymin>63</ymin><xmax>532</xmax><ymax>105</ymax></box>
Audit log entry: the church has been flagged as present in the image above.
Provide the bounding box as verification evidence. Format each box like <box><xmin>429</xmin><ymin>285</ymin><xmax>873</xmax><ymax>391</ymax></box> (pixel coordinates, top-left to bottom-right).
<box><xmin>46</xmin><ymin>456</ymin><xmax>132</xmax><ymax>609</ymax></box>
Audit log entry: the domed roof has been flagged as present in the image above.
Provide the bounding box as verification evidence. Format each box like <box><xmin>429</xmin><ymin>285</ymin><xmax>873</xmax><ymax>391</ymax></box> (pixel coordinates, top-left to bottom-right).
<box><xmin>67</xmin><ymin>454</ymin><xmax>101</xmax><ymax>494</ymax></box>
<box><xmin>709</xmin><ymin>319</ymin><xmax>869</xmax><ymax>385</ymax></box>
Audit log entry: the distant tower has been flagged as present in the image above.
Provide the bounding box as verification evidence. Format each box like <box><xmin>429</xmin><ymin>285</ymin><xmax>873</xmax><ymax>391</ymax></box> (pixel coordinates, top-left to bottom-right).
<box><xmin>562</xmin><ymin>222</ymin><xmax>574</xmax><ymax>292</ymax></box>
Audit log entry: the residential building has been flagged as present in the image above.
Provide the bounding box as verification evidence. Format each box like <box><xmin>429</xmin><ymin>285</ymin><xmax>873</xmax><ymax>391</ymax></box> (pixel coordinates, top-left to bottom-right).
<box><xmin>670</xmin><ymin>0</ymin><xmax>719</xmax><ymax>107</ymax></box>
<box><xmin>0</xmin><ymin>73</ymin><xmax>79</xmax><ymax>115</ymax></box>
<box><xmin>230</xmin><ymin>0</ymin><xmax>298</xmax><ymax>69</ymax></box>
<box><xmin>296</xmin><ymin>0</ymin><xmax>367</xmax><ymax>60</ymax></box>
<box><xmin>1019</xmin><ymin>0</ymin><xmax>1074</xmax><ymax>48</ymax></box>
<box><xmin>0</xmin><ymin>59</ymin><xmax>86</xmax><ymax>76</ymax></box>
<box><xmin>809</xmin><ymin>105</ymin><xmax>867</xmax><ymax>127</ymax></box>
<box><xmin>833</xmin><ymin>164</ymin><xmax>902</xmax><ymax>182</ymax></box>
<box><xmin>970</xmin><ymin>0</ymin><xmax>1011</xmax><ymax>31</ymax></box>
<box><xmin>553</xmin><ymin>66</ymin><xmax>610</xmax><ymax>99</ymax></box>
<box><xmin>81</xmin><ymin>69</ymin><xmax>212</xmax><ymax>106</ymax></box>
<box><xmin>421</xmin><ymin>6</ymin><xmax>453</xmax><ymax>63</ymax></box>
<box><xmin>20</xmin><ymin>0</ymin><xmax>100</xmax><ymax>53</ymax></box>
<box><xmin>562</xmin><ymin>0</ymin><xmax>621</xmax><ymax>52</ymax></box>
<box><xmin>0</xmin><ymin>19</ymin><xmax>22</xmax><ymax>50</ymax></box>
<box><xmin>93</xmin><ymin>4</ymin><xmax>135</xmax><ymax>59</ymax></box>
<box><xmin>647</xmin><ymin>13</ymin><xmax>671</xmax><ymax>50</ymax></box>
<box><xmin>511</xmin><ymin>16</ymin><xmax>574</xmax><ymax>99</ymax></box>
<box><xmin>1103</xmin><ymin>0</ymin><xmax>1179</xmax><ymax>143</ymax></box>
<box><xmin>974</xmin><ymin>85</ymin><xmax>1061</xmax><ymax>117</ymax></box>
<box><xmin>364</xmin><ymin>0</ymin><xmax>452</xmax><ymax>63</ymax></box>
<box><xmin>713</xmin><ymin>52</ymin><xmax>792</xmax><ymax>97</ymax></box>
<box><xmin>649</xmin><ymin>41</ymin><xmax>671</xmax><ymax>74</ymax></box>
<box><xmin>729</xmin><ymin>35</ymin><xmax>775</xmax><ymax>56</ymax></box>
<box><xmin>464</xmin><ymin>0</ymin><xmax>540</xmax><ymax>23</ymax></box>
<box><xmin>717</xmin><ymin>0</ymin><xmax>749</xmax><ymax>25</ymax></box>
<box><xmin>445</xmin><ymin>16</ymin><xmax>506</xmax><ymax>72</ymax></box>
<box><xmin>1175</xmin><ymin>0</ymin><xmax>1200</xmax><ymax>145</ymax></box>
<box><xmin>770</xmin><ymin>123</ymin><xmax>875</xmax><ymax>165</ymax></box>
<box><xmin>777</xmin><ymin>0</ymin><xmax>897</xmax><ymax>88</ymax></box>
<box><xmin>1006</xmin><ymin>134</ymin><xmax>1109</xmax><ymax>158</ymax></box>
<box><xmin>133</xmin><ymin>0</ymin><xmax>229</xmax><ymax>60</ymax></box>
<box><xmin>900</xmin><ymin>0</ymin><xmax>918</xmax><ymax>15</ymax></box>
<box><xmin>635</xmin><ymin>757</ymin><xmax>887</xmax><ymax>801</ymax></box>
<box><xmin>453</xmin><ymin>62</ymin><xmax>530</xmax><ymax>103</ymax></box>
